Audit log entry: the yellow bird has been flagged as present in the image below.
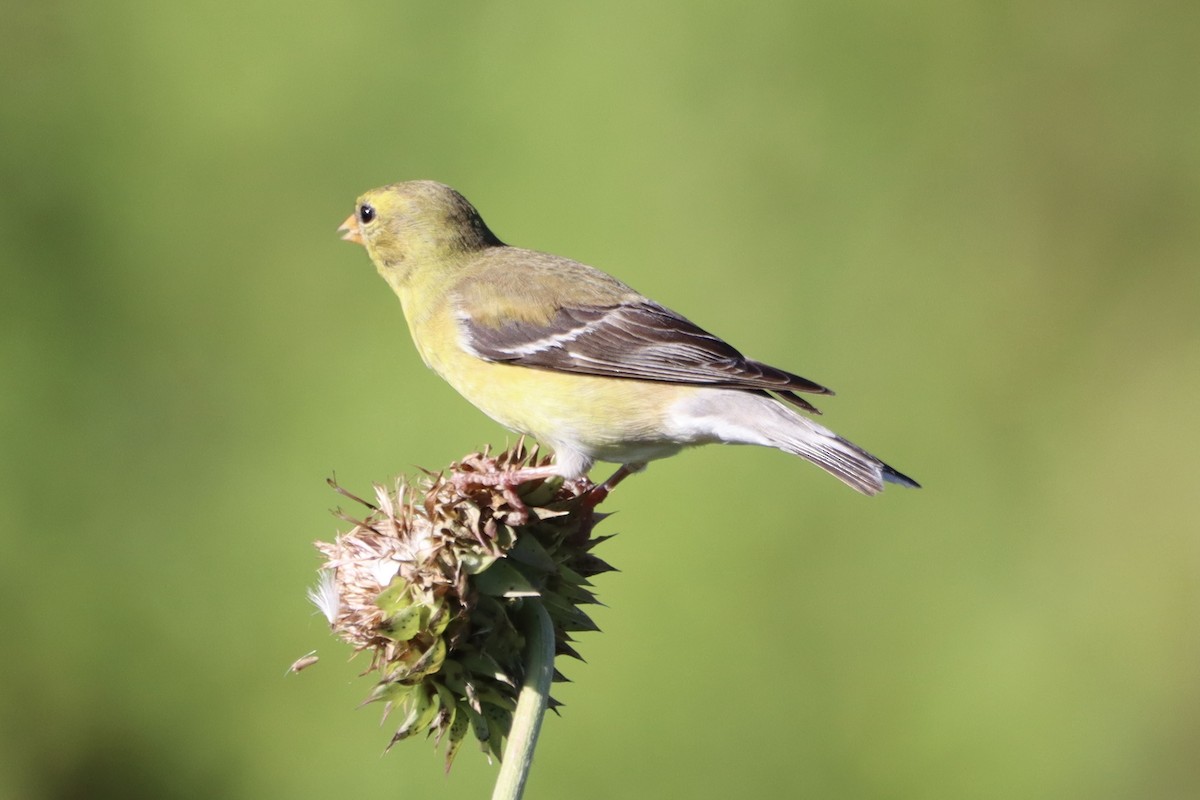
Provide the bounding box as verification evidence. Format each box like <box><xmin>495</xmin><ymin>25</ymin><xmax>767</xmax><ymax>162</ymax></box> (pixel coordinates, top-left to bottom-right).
<box><xmin>339</xmin><ymin>180</ymin><xmax>917</xmax><ymax>507</ymax></box>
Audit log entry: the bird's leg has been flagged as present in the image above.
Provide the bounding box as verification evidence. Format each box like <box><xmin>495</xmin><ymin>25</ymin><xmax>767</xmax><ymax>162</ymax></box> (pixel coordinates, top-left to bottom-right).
<box><xmin>582</xmin><ymin>462</ymin><xmax>644</xmax><ymax>510</ymax></box>
<box><xmin>562</xmin><ymin>463</ymin><xmax>644</xmax><ymax>546</ymax></box>
<box><xmin>452</xmin><ymin>464</ymin><xmax>562</xmax><ymax>526</ymax></box>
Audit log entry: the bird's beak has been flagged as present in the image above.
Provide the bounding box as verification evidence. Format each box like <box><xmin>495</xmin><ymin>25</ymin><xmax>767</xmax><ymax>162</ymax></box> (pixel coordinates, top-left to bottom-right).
<box><xmin>338</xmin><ymin>214</ymin><xmax>364</xmax><ymax>245</ymax></box>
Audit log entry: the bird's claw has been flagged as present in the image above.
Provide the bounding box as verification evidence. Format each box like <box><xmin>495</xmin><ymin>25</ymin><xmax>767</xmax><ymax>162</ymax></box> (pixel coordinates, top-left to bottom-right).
<box><xmin>451</xmin><ymin>468</ymin><xmax>532</xmax><ymax>526</ymax></box>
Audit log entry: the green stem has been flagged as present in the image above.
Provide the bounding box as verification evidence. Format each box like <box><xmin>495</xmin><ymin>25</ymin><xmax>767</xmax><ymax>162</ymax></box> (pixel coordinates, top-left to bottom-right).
<box><xmin>492</xmin><ymin>600</ymin><xmax>555</xmax><ymax>800</ymax></box>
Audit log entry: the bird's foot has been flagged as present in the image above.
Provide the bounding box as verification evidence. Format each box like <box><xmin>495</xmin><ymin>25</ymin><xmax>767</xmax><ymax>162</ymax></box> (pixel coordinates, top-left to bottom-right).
<box><xmin>451</xmin><ymin>465</ymin><xmax>560</xmax><ymax>526</ymax></box>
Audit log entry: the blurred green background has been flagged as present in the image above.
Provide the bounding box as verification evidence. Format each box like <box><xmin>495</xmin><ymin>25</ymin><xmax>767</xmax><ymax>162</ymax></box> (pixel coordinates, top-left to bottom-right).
<box><xmin>3</xmin><ymin>2</ymin><xmax>1198</xmax><ymax>798</ymax></box>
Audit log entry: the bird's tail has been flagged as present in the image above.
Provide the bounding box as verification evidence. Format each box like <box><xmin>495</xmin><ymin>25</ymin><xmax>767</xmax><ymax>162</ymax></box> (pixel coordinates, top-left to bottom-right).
<box><xmin>678</xmin><ymin>390</ymin><xmax>919</xmax><ymax>495</ymax></box>
<box><xmin>762</xmin><ymin>396</ymin><xmax>919</xmax><ymax>495</ymax></box>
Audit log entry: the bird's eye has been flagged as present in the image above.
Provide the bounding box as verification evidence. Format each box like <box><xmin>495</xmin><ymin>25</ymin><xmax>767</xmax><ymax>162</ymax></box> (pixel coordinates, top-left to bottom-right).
<box><xmin>358</xmin><ymin>203</ymin><xmax>376</xmax><ymax>224</ymax></box>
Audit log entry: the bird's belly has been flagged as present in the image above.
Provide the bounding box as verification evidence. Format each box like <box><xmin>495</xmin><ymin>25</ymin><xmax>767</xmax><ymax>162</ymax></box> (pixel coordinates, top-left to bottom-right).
<box><xmin>460</xmin><ymin>364</ymin><xmax>685</xmax><ymax>458</ymax></box>
<box><xmin>420</xmin><ymin>337</ymin><xmax>687</xmax><ymax>464</ymax></box>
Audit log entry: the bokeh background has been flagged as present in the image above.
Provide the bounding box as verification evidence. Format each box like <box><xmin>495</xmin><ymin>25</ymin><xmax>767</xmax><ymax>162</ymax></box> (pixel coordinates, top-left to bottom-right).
<box><xmin>3</xmin><ymin>2</ymin><xmax>1198</xmax><ymax>798</ymax></box>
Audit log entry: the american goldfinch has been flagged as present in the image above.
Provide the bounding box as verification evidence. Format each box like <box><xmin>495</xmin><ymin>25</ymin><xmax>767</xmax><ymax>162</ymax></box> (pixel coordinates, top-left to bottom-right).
<box><xmin>338</xmin><ymin>180</ymin><xmax>918</xmax><ymax>504</ymax></box>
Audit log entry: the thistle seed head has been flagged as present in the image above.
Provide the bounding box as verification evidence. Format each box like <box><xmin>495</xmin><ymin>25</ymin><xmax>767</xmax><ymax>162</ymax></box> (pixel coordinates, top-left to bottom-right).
<box><xmin>309</xmin><ymin>445</ymin><xmax>614</xmax><ymax>769</ymax></box>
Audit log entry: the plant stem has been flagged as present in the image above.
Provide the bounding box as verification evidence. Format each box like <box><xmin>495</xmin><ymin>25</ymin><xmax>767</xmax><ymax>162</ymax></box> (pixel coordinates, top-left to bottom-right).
<box><xmin>492</xmin><ymin>600</ymin><xmax>555</xmax><ymax>800</ymax></box>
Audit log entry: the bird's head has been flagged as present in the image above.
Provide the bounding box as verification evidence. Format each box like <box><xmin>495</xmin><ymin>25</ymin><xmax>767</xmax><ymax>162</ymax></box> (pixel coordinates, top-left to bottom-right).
<box><xmin>339</xmin><ymin>180</ymin><xmax>501</xmax><ymax>284</ymax></box>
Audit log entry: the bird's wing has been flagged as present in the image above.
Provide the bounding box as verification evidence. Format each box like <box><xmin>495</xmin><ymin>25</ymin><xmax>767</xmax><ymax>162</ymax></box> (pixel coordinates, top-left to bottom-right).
<box><xmin>459</xmin><ymin>300</ymin><xmax>832</xmax><ymax>412</ymax></box>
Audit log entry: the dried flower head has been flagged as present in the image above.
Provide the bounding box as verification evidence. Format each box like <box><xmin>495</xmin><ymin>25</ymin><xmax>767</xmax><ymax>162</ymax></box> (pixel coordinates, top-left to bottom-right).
<box><xmin>310</xmin><ymin>445</ymin><xmax>614</xmax><ymax>769</ymax></box>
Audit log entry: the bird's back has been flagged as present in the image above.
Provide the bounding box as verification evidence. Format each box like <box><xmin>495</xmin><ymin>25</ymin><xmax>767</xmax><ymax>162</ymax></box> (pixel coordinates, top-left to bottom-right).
<box><xmin>454</xmin><ymin>247</ymin><xmax>640</xmax><ymax>329</ymax></box>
